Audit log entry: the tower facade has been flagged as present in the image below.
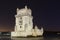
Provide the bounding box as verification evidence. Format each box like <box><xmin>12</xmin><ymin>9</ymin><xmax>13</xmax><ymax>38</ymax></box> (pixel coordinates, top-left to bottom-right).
<box><xmin>11</xmin><ymin>6</ymin><xmax>43</xmax><ymax>37</ymax></box>
<box><xmin>15</xmin><ymin>6</ymin><xmax>33</xmax><ymax>32</ymax></box>
<box><xmin>11</xmin><ymin>6</ymin><xmax>34</xmax><ymax>37</ymax></box>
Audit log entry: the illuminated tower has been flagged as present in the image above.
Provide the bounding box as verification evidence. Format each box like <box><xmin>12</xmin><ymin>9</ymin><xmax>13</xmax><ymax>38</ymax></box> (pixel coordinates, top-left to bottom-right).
<box><xmin>15</xmin><ymin>6</ymin><xmax>33</xmax><ymax>32</ymax></box>
<box><xmin>11</xmin><ymin>6</ymin><xmax>33</xmax><ymax>37</ymax></box>
<box><xmin>11</xmin><ymin>6</ymin><xmax>43</xmax><ymax>37</ymax></box>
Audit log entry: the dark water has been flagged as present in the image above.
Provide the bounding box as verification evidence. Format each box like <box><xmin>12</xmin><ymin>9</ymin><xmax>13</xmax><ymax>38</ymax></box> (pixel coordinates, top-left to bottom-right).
<box><xmin>0</xmin><ymin>36</ymin><xmax>60</xmax><ymax>40</ymax></box>
<box><xmin>1</xmin><ymin>32</ymin><xmax>60</xmax><ymax>40</ymax></box>
<box><xmin>0</xmin><ymin>32</ymin><xmax>60</xmax><ymax>40</ymax></box>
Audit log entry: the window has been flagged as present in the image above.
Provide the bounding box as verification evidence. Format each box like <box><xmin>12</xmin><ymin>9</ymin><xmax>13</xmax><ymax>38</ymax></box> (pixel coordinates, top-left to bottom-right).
<box><xmin>20</xmin><ymin>26</ymin><xmax>22</xmax><ymax>28</ymax></box>
<box><xmin>19</xmin><ymin>21</ymin><xmax>22</xmax><ymax>25</ymax></box>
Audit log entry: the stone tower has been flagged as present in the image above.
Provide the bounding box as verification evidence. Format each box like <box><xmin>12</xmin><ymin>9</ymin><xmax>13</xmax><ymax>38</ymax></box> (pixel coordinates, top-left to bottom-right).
<box><xmin>15</xmin><ymin>6</ymin><xmax>33</xmax><ymax>32</ymax></box>
<box><xmin>11</xmin><ymin>6</ymin><xmax>43</xmax><ymax>37</ymax></box>
<box><xmin>11</xmin><ymin>6</ymin><xmax>33</xmax><ymax>37</ymax></box>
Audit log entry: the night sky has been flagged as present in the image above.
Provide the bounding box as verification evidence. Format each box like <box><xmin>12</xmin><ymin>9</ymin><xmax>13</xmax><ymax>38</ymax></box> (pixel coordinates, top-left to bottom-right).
<box><xmin>0</xmin><ymin>0</ymin><xmax>60</xmax><ymax>32</ymax></box>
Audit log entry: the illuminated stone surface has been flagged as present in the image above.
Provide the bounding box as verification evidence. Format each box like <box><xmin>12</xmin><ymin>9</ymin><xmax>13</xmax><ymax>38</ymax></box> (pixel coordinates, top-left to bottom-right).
<box><xmin>11</xmin><ymin>6</ymin><xmax>43</xmax><ymax>37</ymax></box>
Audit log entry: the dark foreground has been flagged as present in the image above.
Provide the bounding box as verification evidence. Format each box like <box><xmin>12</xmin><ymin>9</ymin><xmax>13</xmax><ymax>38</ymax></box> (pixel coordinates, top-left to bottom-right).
<box><xmin>0</xmin><ymin>32</ymin><xmax>60</xmax><ymax>40</ymax></box>
<box><xmin>0</xmin><ymin>36</ymin><xmax>60</xmax><ymax>40</ymax></box>
<box><xmin>0</xmin><ymin>35</ymin><xmax>60</xmax><ymax>40</ymax></box>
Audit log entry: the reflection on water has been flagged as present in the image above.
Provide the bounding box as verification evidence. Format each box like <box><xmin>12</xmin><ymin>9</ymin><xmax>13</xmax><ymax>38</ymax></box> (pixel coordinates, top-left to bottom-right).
<box><xmin>1</xmin><ymin>32</ymin><xmax>60</xmax><ymax>40</ymax></box>
<box><xmin>0</xmin><ymin>37</ymin><xmax>44</xmax><ymax>40</ymax></box>
<box><xmin>0</xmin><ymin>36</ymin><xmax>60</xmax><ymax>40</ymax></box>
<box><xmin>11</xmin><ymin>37</ymin><xmax>43</xmax><ymax>40</ymax></box>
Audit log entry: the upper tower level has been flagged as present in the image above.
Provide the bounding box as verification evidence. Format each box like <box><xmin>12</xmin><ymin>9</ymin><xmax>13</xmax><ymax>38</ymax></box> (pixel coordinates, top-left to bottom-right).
<box><xmin>16</xmin><ymin>6</ymin><xmax>32</xmax><ymax>17</ymax></box>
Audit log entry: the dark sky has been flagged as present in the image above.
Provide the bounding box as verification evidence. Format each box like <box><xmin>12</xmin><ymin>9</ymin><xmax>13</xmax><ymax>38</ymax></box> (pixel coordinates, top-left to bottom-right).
<box><xmin>0</xmin><ymin>0</ymin><xmax>60</xmax><ymax>32</ymax></box>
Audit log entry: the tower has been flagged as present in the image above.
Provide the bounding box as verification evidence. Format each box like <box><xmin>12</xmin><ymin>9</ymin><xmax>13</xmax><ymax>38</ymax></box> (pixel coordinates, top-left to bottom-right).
<box><xmin>11</xmin><ymin>6</ymin><xmax>34</xmax><ymax>37</ymax></box>
<box><xmin>11</xmin><ymin>6</ymin><xmax>43</xmax><ymax>37</ymax></box>
<box><xmin>15</xmin><ymin>6</ymin><xmax>33</xmax><ymax>32</ymax></box>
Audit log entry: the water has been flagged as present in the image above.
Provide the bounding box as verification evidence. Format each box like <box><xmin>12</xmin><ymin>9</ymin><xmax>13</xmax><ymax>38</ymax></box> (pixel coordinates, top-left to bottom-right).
<box><xmin>0</xmin><ymin>36</ymin><xmax>60</xmax><ymax>40</ymax></box>
<box><xmin>0</xmin><ymin>32</ymin><xmax>60</xmax><ymax>40</ymax></box>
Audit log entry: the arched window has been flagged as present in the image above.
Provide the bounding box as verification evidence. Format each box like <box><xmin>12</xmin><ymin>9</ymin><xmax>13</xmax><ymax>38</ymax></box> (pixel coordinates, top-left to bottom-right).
<box><xmin>20</xmin><ymin>26</ymin><xmax>22</xmax><ymax>28</ymax></box>
<box><xmin>19</xmin><ymin>21</ymin><xmax>22</xmax><ymax>25</ymax></box>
